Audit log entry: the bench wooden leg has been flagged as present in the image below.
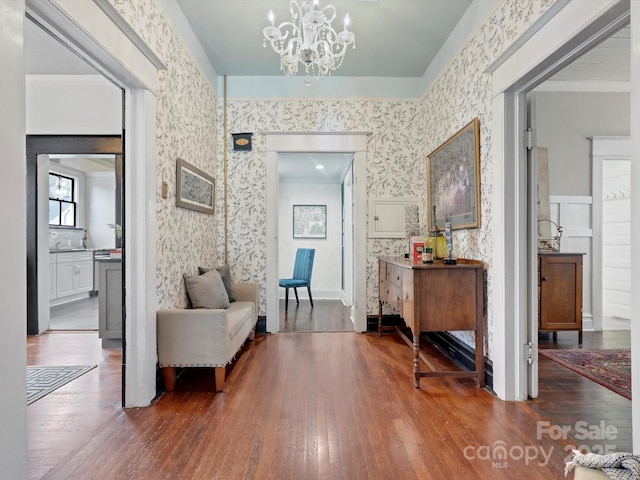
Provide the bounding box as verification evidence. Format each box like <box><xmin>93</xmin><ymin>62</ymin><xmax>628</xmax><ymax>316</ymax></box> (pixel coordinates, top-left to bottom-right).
<box><xmin>163</xmin><ymin>367</ymin><xmax>176</xmax><ymax>392</ymax></box>
<box><xmin>215</xmin><ymin>366</ymin><xmax>226</xmax><ymax>392</ymax></box>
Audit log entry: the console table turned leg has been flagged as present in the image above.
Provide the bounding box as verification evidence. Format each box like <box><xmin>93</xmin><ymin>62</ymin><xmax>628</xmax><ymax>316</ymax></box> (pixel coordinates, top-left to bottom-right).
<box><xmin>378</xmin><ymin>301</ymin><xmax>383</xmax><ymax>337</ymax></box>
<box><xmin>413</xmin><ymin>334</ymin><xmax>421</xmax><ymax>388</ymax></box>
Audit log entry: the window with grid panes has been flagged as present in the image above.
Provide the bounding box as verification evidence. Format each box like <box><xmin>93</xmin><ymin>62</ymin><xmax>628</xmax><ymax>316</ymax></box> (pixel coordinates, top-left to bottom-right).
<box><xmin>49</xmin><ymin>173</ymin><xmax>76</xmax><ymax>227</ymax></box>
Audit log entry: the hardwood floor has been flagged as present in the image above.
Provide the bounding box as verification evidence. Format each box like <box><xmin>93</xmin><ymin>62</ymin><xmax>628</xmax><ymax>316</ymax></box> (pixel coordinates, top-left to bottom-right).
<box><xmin>279</xmin><ymin>298</ymin><xmax>353</xmax><ymax>332</ymax></box>
<box><xmin>27</xmin><ymin>329</ymin><xmax>631</xmax><ymax>479</ymax></box>
<box><xmin>27</xmin><ymin>332</ymin><xmax>122</xmax><ymax>480</ymax></box>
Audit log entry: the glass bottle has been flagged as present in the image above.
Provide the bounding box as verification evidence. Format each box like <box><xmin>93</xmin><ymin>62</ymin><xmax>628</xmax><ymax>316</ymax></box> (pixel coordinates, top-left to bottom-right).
<box><xmin>429</xmin><ymin>227</ymin><xmax>446</xmax><ymax>259</ymax></box>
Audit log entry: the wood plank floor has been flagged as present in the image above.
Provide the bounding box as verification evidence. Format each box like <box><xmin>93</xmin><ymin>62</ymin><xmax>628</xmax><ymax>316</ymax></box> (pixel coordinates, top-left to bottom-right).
<box><xmin>279</xmin><ymin>299</ymin><xmax>353</xmax><ymax>332</ymax></box>
<box><xmin>27</xmin><ymin>329</ymin><xmax>632</xmax><ymax>479</ymax></box>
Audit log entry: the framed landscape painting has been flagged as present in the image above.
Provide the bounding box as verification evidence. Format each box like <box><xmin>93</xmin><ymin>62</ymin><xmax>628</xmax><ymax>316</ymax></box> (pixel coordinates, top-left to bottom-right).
<box><xmin>426</xmin><ymin>117</ymin><xmax>480</xmax><ymax>230</ymax></box>
<box><xmin>176</xmin><ymin>158</ymin><xmax>215</xmax><ymax>214</ymax></box>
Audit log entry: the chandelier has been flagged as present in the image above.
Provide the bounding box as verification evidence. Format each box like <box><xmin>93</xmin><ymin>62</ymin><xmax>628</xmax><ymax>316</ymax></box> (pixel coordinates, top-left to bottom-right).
<box><xmin>263</xmin><ymin>0</ymin><xmax>356</xmax><ymax>85</ymax></box>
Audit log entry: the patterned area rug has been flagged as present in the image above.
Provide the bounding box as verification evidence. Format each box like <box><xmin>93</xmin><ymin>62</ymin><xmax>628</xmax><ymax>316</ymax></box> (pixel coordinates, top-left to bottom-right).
<box><xmin>27</xmin><ymin>365</ymin><xmax>97</xmax><ymax>405</ymax></box>
<box><xmin>539</xmin><ymin>349</ymin><xmax>631</xmax><ymax>400</ymax></box>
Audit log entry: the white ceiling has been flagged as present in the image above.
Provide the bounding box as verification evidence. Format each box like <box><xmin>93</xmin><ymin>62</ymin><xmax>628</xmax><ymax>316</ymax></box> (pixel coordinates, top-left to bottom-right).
<box><xmin>278</xmin><ymin>152</ymin><xmax>353</xmax><ymax>183</ymax></box>
<box><xmin>547</xmin><ymin>26</ymin><xmax>630</xmax><ymax>83</ymax></box>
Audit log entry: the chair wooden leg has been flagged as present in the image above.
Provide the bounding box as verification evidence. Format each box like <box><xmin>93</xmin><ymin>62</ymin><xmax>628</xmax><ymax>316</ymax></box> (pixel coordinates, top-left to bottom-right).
<box><xmin>307</xmin><ymin>286</ymin><xmax>314</xmax><ymax>308</ymax></box>
<box><xmin>284</xmin><ymin>287</ymin><xmax>289</xmax><ymax>312</ymax></box>
<box><xmin>215</xmin><ymin>366</ymin><xmax>226</xmax><ymax>392</ymax></box>
<box><xmin>293</xmin><ymin>287</ymin><xmax>300</xmax><ymax>305</ymax></box>
<box><xmin>163</xmin><ymin>367</ymin><xmax>176</xmax><ymax>392</ymax></box>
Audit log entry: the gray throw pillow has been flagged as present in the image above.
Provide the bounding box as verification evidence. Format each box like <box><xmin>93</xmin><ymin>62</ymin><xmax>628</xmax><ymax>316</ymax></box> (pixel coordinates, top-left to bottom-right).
<box><xmin>184</xmin><ymin>269</ymin><xmax>230</xmax><ymax>309</ymax></box>
<box><xmin>198</xmin><ymin>265</ymin><xmax>236</xmax><ymax>302</ymax></box>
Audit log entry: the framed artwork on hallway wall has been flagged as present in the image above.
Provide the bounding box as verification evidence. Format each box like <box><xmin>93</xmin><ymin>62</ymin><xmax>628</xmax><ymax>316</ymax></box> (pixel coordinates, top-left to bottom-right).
<box><xmin>427</xmin><ymin>117</ymin><xmax>481</xmax><ymax>230</ymax></box>
<box><xmin>176</xmin><ymin>158</ymin><xmax>215</xmax><ymax>214</ymax></box>
<box><xmin>293</xmin><ymin>205</ymin><xmax>327</xmax><ymax>239</ymax></box>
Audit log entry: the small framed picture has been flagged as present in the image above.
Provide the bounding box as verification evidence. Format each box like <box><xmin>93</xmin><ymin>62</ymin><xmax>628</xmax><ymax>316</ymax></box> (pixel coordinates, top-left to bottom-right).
<box><xmin>176</xmin><ymin>158</ymin><xmax>215</xmax><ymax>214</ymax></box>
<box><xmin>293</xmin><ymin>205</ymin><xmax>326</xmax><ymax>239</ymax></box>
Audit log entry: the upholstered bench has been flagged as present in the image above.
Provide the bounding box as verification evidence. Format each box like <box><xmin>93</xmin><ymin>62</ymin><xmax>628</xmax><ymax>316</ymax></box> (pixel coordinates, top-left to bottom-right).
<box><xmin>156</xmin><ymin>266</ymin><xmax>259</xmax><ymax>392</ymax></box>
<box><xmin>572</xmin><ymin>466</ymin><xmax>609</xmax><ymax>479</ymax></box>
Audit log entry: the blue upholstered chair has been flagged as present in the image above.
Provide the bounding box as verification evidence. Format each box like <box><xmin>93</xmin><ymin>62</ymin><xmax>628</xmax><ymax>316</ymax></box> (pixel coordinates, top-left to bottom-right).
<box><xmin>279</xmin><ymin>248</ymin><xmax>315</xmax><ymax>313</ymax></box>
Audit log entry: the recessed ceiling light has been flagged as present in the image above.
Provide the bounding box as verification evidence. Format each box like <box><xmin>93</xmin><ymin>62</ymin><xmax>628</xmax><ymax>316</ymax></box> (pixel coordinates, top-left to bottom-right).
<box><xmin>316</xmin><ymin>164</ymin><xmax>325</xmax><ymax>170</ymax></box>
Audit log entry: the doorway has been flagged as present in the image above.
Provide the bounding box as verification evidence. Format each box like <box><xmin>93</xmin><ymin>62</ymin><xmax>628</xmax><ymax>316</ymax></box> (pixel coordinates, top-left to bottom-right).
<box><xmin>25</xmin><ymin>0</ymin><xmax>164</xmax><ymax>407</ymax></box>
<box><xmin>265</xmin><ymin>134</ymin><xmax>368</xmax><ymax>334</ymax></box>
<box><xmin>47</xmin><ymin>154</ymin><xmax>119</xmax><ymax>332</ymax></box>
<box><xmin>277</xmin><ymin>153</ymin><xmax>354</xmax><ymax>332</ymax></box>
<box><xmin>26</xmin><ymin>136</ymin><xmax>123</xmax><ymax>335</ymax></box>
<box><xmin>486</xmin><ymin>0</ymin><xmax>631</xmax><ymax>401</ymax></box>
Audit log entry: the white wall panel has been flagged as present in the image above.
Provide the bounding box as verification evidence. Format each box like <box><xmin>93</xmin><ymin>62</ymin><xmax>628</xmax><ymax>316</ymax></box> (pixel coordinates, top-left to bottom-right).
<box><xmin>278</xmin><ymin>182</ymin><xmax>343</xmax><ymax>299</ymax></box>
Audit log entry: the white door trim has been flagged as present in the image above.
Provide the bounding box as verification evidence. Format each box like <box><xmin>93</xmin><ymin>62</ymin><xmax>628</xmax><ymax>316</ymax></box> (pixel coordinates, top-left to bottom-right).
<box><xmin>266</xmin><ymin>134</ymin><xmax>368</xmax><ymax>334</ymax></box>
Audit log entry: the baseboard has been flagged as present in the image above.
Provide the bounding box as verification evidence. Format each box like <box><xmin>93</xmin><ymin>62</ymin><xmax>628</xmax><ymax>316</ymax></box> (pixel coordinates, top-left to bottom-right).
<box><xmin>278</xmin><ymin>288</ymin><xmax>344</xmax><ymax>300</ymax></box>
<box><xmin>255</xmin><ymin>316</ymin><xmax>268</xmax><ymax>335</ymax></box>
<box><xmin>367</xmin><ymin>315</ymin><xmax>494</xmax><ymax>391</ymax></box>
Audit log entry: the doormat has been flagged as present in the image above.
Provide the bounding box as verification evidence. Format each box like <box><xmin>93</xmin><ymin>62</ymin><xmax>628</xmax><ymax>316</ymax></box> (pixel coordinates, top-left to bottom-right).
<box><xmin>27</xmin><ymin>365</ymin><xmax>97</xmax><ymax>405</ymax></box>
<box><xmin>539</xmin><ymin>349</ymin><xmax>631</xmax><ymax>400</ymax></box>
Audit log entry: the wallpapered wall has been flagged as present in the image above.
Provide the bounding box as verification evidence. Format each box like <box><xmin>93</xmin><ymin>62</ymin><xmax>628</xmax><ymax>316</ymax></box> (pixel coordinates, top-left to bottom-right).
<box><xmin>218</xmin><ymin>0</ymin><xmax>557</xmax><ymax>358</ymax></box>
<box><xmin>219</xmin><ymin>99</ymin><xmax>425</xmax><ymax>315</ymax></box>
<box><xmin>109</xmin><ymin>0</ymin><xmax>557</xmax><ymax>358</ymax></box>
<box><xmin>109</xmin><ymin>0</ymin><xmax>218</xmax><ymax>309</ymax></box>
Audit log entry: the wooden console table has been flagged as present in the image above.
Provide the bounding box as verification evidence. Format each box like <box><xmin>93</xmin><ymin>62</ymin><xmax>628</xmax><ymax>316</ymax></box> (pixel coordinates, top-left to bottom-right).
<box><xmin>378</xmin><ymin>256</ymin><xmax>485</xmax><ymax>388</ymax></box>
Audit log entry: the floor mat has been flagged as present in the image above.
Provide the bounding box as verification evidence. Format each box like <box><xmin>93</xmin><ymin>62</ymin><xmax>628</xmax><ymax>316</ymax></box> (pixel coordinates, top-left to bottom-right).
<box><xmin>27</xmin><ymin>365</ymin><xmax>97</xmax><ymax>405</ymax></box>
<box><xmin>539</xmin><ymin>348</ymin><xmax>630</xmax><ymax>400</ymax></box>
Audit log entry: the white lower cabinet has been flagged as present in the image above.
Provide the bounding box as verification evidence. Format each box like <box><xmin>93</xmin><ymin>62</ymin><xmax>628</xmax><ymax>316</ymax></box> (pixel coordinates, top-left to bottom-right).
<box><xmin>51</xmin><ymin>251</ymin><xmax>93</xmax><ymax>304</ymax></box>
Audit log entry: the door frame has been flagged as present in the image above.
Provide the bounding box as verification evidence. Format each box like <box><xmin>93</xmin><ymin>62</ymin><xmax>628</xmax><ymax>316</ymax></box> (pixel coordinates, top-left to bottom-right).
<box><xmin>26</xmin><ymin>135</ymin><xmax>123</xmax><ymax>336</ymax></box>
<box><xmin>487</xmin><ymin>0</ymin><xmax>630</xmax><ymax>401</ymax></box>
<box><xmin>26</xmin><ymin>0</ymin><xmax>165</xmax><ymax>407</ymax></box>
<box><xmin>266</xmin><ymin>134</ymin><xmax>368</xmax><ymax>333</ymax></box>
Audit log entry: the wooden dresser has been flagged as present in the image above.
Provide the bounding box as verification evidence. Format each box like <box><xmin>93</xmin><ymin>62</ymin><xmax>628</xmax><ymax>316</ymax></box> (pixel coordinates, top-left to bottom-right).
<box><xmin>538</xmin><ymin>252</ymin><xmax>584</xmax><ymax>343</ymax></box>
<box><xmin>378</xmin><ymin>256</ymin><xmax>484</xmax><ymax>388</ymax></box>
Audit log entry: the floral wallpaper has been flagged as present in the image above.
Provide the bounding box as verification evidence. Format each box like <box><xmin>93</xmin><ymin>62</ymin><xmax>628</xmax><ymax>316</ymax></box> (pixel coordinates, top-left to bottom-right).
<box><xmin>106</xmin><ymin>0</ymin><xmax>559</xmax><ymax>359</ymax></box>
<box><xmin>109</xmin><ymin>0</ymin><xmax>218</xmax><ymax>309</ymax></box>
<box><xmin>219</xmin><ymin>99</ymin><xmax>425</xmax><ymax>318</ymax></box>
<box><xmin>217</xmin><ymin>0</ymin><xmax>558</xmax><ymax>359</ymax></box>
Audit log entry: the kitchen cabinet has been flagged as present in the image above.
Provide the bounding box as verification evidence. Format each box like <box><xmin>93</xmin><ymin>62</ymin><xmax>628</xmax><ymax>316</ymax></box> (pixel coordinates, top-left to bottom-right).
<box><xmin>97</xmin><ymin>258</ymin><xmax>122</xmax><ymax>347</ymax></box>
<box><xmin>538</xmin><ymin>253</ymin><xmax>584</xmax><ymax>343</ymax></box>
<box><xmin>51</xmin><ymin>251</ymin><xmax>93</xmax><ymax>305</ymax></box>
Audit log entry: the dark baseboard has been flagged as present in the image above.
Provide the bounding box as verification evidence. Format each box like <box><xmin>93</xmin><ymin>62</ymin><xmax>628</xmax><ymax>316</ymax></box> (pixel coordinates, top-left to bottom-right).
<box><xmin>366</xmin><ymin>314</ymin><xmax>404</xmax><ymax>331</ymax></box>
<box><xmin>367</xmin><ymin>315</ymin><xmax>494</xmax><ymax>392</ymax></box>
<box><xmin>255</xmin><ymin>316</ymin><xmax>268</xmax><ymax>335</ymax></box>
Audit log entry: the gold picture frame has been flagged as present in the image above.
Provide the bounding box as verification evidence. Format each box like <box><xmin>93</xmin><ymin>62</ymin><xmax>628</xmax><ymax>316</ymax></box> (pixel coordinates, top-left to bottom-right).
<box><xmin>176</xmin><ymin>158</ymin><xmax>215</xmax><ymax>214</ymax></box>
<box><xmin>426</xmin><ymin>117</ymin><xmax>481</xmax><ymax>230</ymax></box>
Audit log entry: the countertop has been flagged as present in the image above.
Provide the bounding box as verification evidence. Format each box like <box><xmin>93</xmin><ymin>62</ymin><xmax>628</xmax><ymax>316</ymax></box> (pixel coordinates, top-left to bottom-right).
<box><xmin>50</xmin><ymin>248</ymin><xmax>90</xmax><ymax>253</ymax></box>
<box><xmin>49</xmin><ymin>248</ymin><xmax>113</xmax><ymax>253</ymax></box>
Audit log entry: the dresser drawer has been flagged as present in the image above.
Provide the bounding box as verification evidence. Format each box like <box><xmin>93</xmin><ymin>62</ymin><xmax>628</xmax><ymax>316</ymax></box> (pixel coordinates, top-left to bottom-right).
<box><xmin>387</xmin><ymin>283</ymin><xmax>403</xmax><ymax>314</ymax></box>
<box><xmin>386</xmin><ymin>264</ymin><xmax>403</xmax><ymax>288</ymax></box>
